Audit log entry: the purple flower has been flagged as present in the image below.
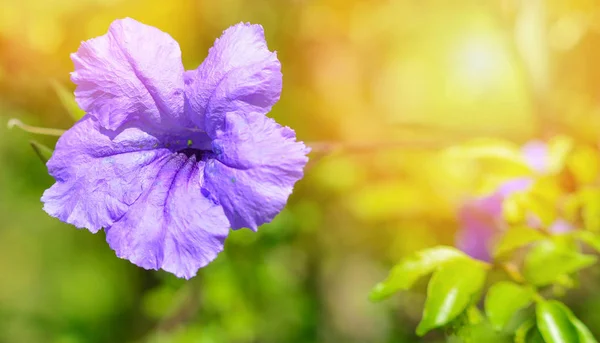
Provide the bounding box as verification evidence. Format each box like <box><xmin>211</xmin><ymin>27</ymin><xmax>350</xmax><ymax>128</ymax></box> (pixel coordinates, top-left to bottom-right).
<box><xmin>456</xmin><ymin>178</ymin><xmax>533</xmax><ymax>261</ymax></box>
<box><xmin>41</xmin><ymin>18</ymin><xmax>309</xmax><ymax>278</ymax></box>
<box><xmin>521</xmin><ymin>140</ymin><xmax>550</xmax><ymax>174</ymax></box>
<box><xmin>456</xmin><ymin>140</ymin><xmax>572</xmax><ymax>261</ymax></box>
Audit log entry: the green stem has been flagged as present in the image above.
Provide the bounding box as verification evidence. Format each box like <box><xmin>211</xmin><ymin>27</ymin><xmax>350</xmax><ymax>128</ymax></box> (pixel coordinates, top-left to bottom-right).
<box><xmin>500</xmin><ymin>262</ymin><xmax>546</xmax><ymax>303</ymax></box>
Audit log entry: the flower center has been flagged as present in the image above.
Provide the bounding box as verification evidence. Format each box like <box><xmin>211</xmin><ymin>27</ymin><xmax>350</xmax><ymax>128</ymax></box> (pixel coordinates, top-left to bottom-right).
<box><xmin>167</xmin><ymin>134</ymin><xmax>213</xmax><ymax>161</ymax></box>
<box><xmin>177</xmin><ymin>148</ymin><xmax>206</xmax><ymax>160</ymax></box>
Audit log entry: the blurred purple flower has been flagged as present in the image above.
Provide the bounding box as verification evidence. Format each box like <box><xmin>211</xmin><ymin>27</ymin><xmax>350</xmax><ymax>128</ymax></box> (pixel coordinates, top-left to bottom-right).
<box><xmin>41</xmin><ymin>18</ymin><xmax>309</xmax><ymax>278</ymax></box>
<box><xmin>456</xmin><ymin>178</ymin><xmax>533</xmax><ymax>261</ymax></box>
<box><xmin>548</xmin><ymin>218</ymin><xmax>573</xmax><ymax>234</ymax></box>
<box><xmin>522</xmin><ymin>140</ymin><xmax>550</xmax><ymax>174</ymax></box>
<box><xmin>456</xmin><ymin>141</ymin><xmax>571</xmax><ymax>261</ymax></box>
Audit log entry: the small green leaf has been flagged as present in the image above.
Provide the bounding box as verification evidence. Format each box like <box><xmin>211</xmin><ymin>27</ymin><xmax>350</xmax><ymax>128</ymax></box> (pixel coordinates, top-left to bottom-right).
<box><xmin>546</xmin><ymin>135</ymin><xmax>574</xmax><ymax>174</ymax></box>
<box><xmin>51</xmin><ymin>80</ymin><xmax>85</xmax><ymax>121</ymax></box>
<box><xmin>503</xmin><ymin>193</ymin><xmax>528</xmax><ymax>224</ymax></box>
<box><xmin>443</xmin><ymin>138</ymin><xmax>531</xmax><ymax>172</ymax></box>
<box><xmin>369</xmin><ymin>246</ymin><xmax>466</xmax><ymax>301</ymax></box>
<box><xmin>536</xmin><ymin>300</ymin><xmax>579</xmax><ymax>343</ymax></box>
<box><xmin>527</xmin><ymin>328</ymin><xmax>546</xmax><ymax>343</ymax></box>
<box><xmin>485</xmin><ymin>281</ymin><xmax>534</xmax><ymax>330</ymax></box>
<box><xmin>567</xmin><ymin>145</ymin><xmax>600</xmax><ymax>185</ymax></box>
<box><xmin>449</xmin><ymin>320</ymin><xmax>511</xmax><ymax>343</ymax></box>
<box><xmin>416</xmin><ymin>258</ymin><xmax>487</xmax><ymax>336</ymax></box>
<box><xmin>523</xmin><ymin>240</ymin><xmax>596</xmax><ymax>286</ymax></box>
<box><xmin>465</xmin><ymin>305</ymin><xmax>484</xmax><ymax>325</ymax></box>
<box><xmin>493</xmin><ymin>226</ymin><xmax>546</xmax><ymax>259</ymax></box>
<box><xmin>515</xmin><ymin>319</ymin><xmax>535</xmax><ymax>343</ymax></box>
<box><xmin>30</xmin><ymin>140</ymin><xmax>54</xmax><ymax>164</ymax></box>
<box><xmin>572</xmin><ymin>319</ymin><xmax>598</xmax><ymax>343</ymax></box>
<box><xmin>525</xmin><ymin>185</ymin><xmax>559</xmax><ymax>227</ymax></box>
<box><xmin>580</xmin><ymin>189</ymin><xmax>600</xmax><ymax>232</ymax></box>
<box><xmin>573</xmin><ymin>320</ymin><xmax>599</xmax><ymax>343</ymax></box>
<box><xmin>576</xmin><ymin>231</ymin><xmax>600</xmax><ymax>253</ymax></box>
<box><xmin>553</xmin><ymin>301</ymin><xmax>598</xmax><ymax>343</ymax></box>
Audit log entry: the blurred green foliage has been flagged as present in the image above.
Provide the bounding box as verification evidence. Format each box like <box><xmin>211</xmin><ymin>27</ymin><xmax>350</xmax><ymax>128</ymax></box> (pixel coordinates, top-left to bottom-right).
<box><xmin>3</xmin><ymin>0</ymin><xmax>600</xmax><ymax>342</ymax></box>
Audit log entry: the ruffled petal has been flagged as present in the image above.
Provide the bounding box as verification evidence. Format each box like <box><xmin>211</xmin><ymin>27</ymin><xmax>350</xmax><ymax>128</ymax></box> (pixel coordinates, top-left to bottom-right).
<box><xmin>42</xmin><ymin>116</ymin><xmax>174</xmax><ymax>232</ymax></box>
<box><xmin>42</xmin><ymin>116</ymin><xmax>230</xmax><ymax>278</ymax></box>
<box><xmin>71</xmin><ymin>17</ymin><xmax>187</xmax><ymax>131</ymax></box>
<box><xmin>184</xmin><ymin>23</ymin><xmax>281</xmax><ymax>134</ymax></box>
<box><xmin>105</xmin><ymin>155</ymin><xmax>229</xmax><ymax>279</ymax></box>
<box><xmin>204</xmin><ymin>112</ymin><xmax>309</xmax><ymax>230</ymax></box>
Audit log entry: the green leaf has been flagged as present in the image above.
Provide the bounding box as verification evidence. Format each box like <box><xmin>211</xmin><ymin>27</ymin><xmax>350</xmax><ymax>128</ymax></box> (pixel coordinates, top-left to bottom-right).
<box><xmin>51</xmin><ymin>80</ymin><xmax>85</xmax><ymax>121</ymax></box>
<box><xmin>553</xmin><ymin>301</ymin><xmax>598</xmax><ymax>343</ymax></box>
<box><xmin>484</xmin><ymin>281</ymin><xmax>534</xmax><ymax>330</ymax></box>
<box><xmin>567</xmin><ymin>145</ymin><xmax>600</xmax><ymax>185</ymax></box>
<box><xmin>572</xmin><ymin>319</ymin><xmax>598</xmax><ymax>343</ymax></box>
<box><xmin>30</xmin><ymin>140</ymin><xmax>54</xmax><ymax>164</ymax></box>
<box><xmin>580</xmin><ymin>189</ymin><xmax>600</xmax><ymax>232</ymax></box>
<box><xmin>465</xmin><ymin>305</ymin><xmax>484</xmax><ymax>325</ymax></box>
<box><xmin>524</xmin><ymin>184</ymin><xmax>559</xmax><ymax>227</ymax></box>
<box><xmin>446</xmin><ymin>306</ymin><xmax>485</xmax><ymax>337</ymax></box>
<box><xmin>515</xmin><ymin>319</ymin><xmax>535</xmax><ymax>343</ymax></box>
<box><xmin>546</xmin><ymin>135</ymin><xmax>574</xmax><ymax>174</ymax></box>
<box><xmin>502</xmin><ymin>193</ymin><xmax>528</xmax><ymax>224</ymax></box>
<box><xmin>416</xmin><ymin>258</ymin><xmax>487</xmax><ymax>336</ymax></box>
<box><xmin>523</xmin><ymin>240</ymin><xmax>596</xmax><ymax>286</ymax></box>
<box><xmin>449</xmin><ymin>320</ymin><xmax>511</xmax><ymax>343</ymax></box>
<box><xmin>573</xmin><ymin>320</ymin><xmax>599</xmax><ymax>343</ymax></box>
<box><xmin>369</xmin><ymin>246</ymin><xmax>466</xmax><ymax>301</ymax></box>
<box><xmin>443</xmin><ymin>138</ymin><xmax>531</xmax><ymax>171</ymax></box>
<box><xmin>536</xmin><ymin>300</ymin><xmax>579</xmax><ymax>343</ymax></box>
<box><xmin>527</xmin><ymin>329</ymin><xmax>546</xmax><ymax>343</ymax></box>
<box><xmin>493</xmin><ymin>226</ymin><xmax>546</xmax><ymax>259</ymax></box>
<box><xmin>515</xmin><ymin>320</ymin><xmax>547</xmax><ymax>343</ymax></box>
<box><xmin>575</xmin><ymin>231</ymin><xmax>600</xmax><ymax>253</ymax></box>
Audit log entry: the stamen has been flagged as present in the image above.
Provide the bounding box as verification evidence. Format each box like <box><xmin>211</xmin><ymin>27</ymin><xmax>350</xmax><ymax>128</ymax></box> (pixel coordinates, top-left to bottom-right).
<box><xmin>178</xmin><ymin>148</ymin><xmax>205</xmax><ymax>160</ymax></box>
<box><xmin>7</xmin><ymin>118</ymin><xmax>66</xmax><ymax>137</ymax></box>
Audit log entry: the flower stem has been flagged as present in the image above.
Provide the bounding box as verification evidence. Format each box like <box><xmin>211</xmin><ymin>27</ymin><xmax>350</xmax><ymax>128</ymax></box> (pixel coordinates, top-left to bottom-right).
<box><xmin>7</xmin><ymin>118</ymin><xmax>66</xmax><ymax>136</ymax></box>
<box><xmin>499</xmin><ymin>262</ymin><xmax>526</xmax><ymax>284</ymax></box>
<box><xmin>500</xmin><ymin>262</ymin><xmax>546</xmax><ymax>302</ymax></box>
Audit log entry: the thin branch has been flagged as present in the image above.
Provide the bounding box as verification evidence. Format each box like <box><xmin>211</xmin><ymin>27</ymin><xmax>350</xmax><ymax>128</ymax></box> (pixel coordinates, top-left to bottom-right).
<box><xmin>307</xmin><ymin>139</ymin><xmax>460</xmax><ymax>155</ymax></box>
<box><xmin>499</xmin><ymin>262</ymin><xmax>527</xmax><ymax>284</ymax></box>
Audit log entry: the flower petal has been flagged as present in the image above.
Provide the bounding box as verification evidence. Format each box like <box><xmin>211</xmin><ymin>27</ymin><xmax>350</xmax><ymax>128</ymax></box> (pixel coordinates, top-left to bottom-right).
<box><xmin>43</xmin><ymin>116</ymin><xmax>230</xmax><ymax>278</ymax></box>
<box><xmin>455</xmin><ymin>177</ymin><xmax>534</xmax><ymax>261</ymax></box>
<box><xmin>42</xmin><ymin>116</ymin><xmax>174</xmax><ymax>232</ymax></box>
<box><xmin>71</xmin><ymin>18</ymin><xmax>186</xmax><ymax>131</ymax></box>
<box><xmin>521</xmin><ymin>140</ymin><xmax>549</xmax><ymax>174</ymax></box>
<box><xmin>184</xmin><ymin>23</ymin><xmax>281</xmax><ymax>134</ymax></box>
<box><xmin>105</xmin><ymin>155</ymin><xmax>229</xmax><ymax>279</ymax></box>
<box><xmin>456</xmin><ymin>196</ymin><xmax>502</xmax><ymax>262</ymax></box>
<box><xmin>204</xmin><ymin>112</ymin><xmax>309</xmax><ymax>230</ymax></box>
<box><xmin>496</xmin><ymin>177</ymin><xmax>534</xmax><ymax>197</ymax></box>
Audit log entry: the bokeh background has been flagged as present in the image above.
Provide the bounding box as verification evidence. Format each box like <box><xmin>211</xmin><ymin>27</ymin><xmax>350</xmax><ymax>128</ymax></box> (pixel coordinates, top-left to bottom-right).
<box><xmin>2</xmin><ymin>0</ymin><xmax>600</xmax><ymax>342</ymax></box>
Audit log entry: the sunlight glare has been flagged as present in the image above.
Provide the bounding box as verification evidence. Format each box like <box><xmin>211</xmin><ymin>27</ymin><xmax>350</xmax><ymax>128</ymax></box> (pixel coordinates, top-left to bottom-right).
<box><xmin>453</xmin><ymin>34</ymin><xmax>512</xmax><ymax>91</ymax></box>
